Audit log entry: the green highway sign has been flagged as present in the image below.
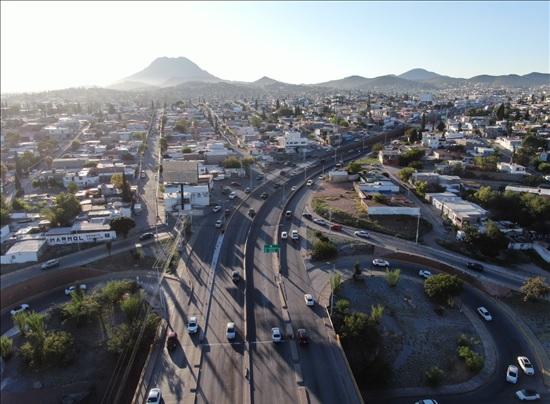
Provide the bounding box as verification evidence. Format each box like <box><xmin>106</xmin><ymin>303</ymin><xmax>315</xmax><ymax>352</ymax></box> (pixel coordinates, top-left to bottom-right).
<box><xmin>263</xmin><ymin>244</ymin><xmax>279</xmax><ymax>253</ymax></box>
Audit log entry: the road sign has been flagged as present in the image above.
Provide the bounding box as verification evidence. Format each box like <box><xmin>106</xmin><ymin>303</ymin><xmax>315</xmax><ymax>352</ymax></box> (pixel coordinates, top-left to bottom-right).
<box><xmin>263</xmin><ymin>244</ymin><xmax>279</xmax><ymax>253</ymax></box>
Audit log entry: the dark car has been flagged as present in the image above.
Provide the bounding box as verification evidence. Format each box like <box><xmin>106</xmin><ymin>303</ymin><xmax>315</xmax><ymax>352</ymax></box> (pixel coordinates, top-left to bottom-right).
<box><xmin>256</xmin><ymin>175</ymin><xmax>264</xmax><ymax>180</ymax></box>
<box><xmin>224</xmin><ymin>209</ymin><xmax>230</xmax><ymax>217</ymax></box>
<box><xmin>139</xmin><ymin>232</ymin><xmax>155</xmax><ymax>240</ymax></box>
<box><xmin>297</xmin><ymin>328</ymin><xmax>309</xmax><ymax>345</ymax></box>
<box><xmin>248</xmin><ymin>208</ymin><xmax>256</xmax><ymax>217</ymax></box>
<box><xmin>302</xmin><ymin>213</ymin><xmax>313</xmax><ymax>220</ymax></box>
<box><xmin>274</xmin><ymin>183</ymin><xmax>280</xmax><ymax>189</ymax></box>
<box><xmin>467</xmin><ymin>262</ymin><xmax>485</xmax><ymax>272</ymax></box>
<box><xmin>166</xmin><ymin>331</ymin><xmax>177</xmax><ymax>350</ymax></box>
<box><xmin>230</xmin><ymin>181</ymin><xmax>240</xmax><ymax>186</ymax></box>
<box><xmin>261</xmin><ymin>192</ymin><xmax>268</xmax><ymax>200</ymax></box>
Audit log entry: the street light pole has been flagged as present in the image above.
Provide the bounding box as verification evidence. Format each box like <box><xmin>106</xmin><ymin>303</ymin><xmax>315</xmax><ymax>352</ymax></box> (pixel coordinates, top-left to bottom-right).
<box><xmin>415</xmin><ymin>212</ymin><xmax>421</xmax><ymax>245</ymax></box>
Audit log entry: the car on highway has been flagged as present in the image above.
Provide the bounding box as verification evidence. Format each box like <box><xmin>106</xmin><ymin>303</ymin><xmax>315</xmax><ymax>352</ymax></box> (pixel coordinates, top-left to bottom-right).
<box><xmin>147</xmin><ymin>387</ymin><xmax>162</xmax><ymax>403</ymax></box>
<box><xmin>515</xmin><ymin>389</ymin><xmax>541</xmax><ymax>401</ymax></box>
<box><xmin>212</xmin><ymin>205</ymin><xmax>222</xmax><ymax>213</ymax></box>
<box><xmin>10</xmin><ymin>304</ymin><xmax>29</xmax><ymax>316</ymax></box>
<box><xmin>224</xmin><ymin>209</ymin><xmax>230</xmax><ymax>216</ymax></box>
<box><xmin>302</xmin><ymin>212</ymin><xmax>312</xmax><ymax>220</ymax></box>
<box><xmin>231</xmin><ymin>271</ymin><xmax>240</xmax><ymax>282</ymax></box>
<box><xmin>271</xmin><ymin>327</ymin><xmax>282</xmax><ymax>342</ymax></box>
<box><xmin>226</xmin><ymin>322</ymin><xmax>236</xmax><ymax>340</ymax></box>
<box><xmin>477</xmin><ymin>306</ymin><xmax>492</xmax><ymax>321</ymax></box>
<box><xmin>466</xmin><ymin>262</ymin><xmax>485</xmax><ymax>272</ymax></box>
<box><xmin>418</xmin><ymin>270</ymin><xmax>432</xmax><ymax>279</ymax></box>
<box><xmin>506</xmin><ymin>364</ymin><xmax>518</xmax><ymax>383</ymax></box>
<box><xmin>291</xmin><ymin>230</ymin><xmax>299</xmax><ymax>240</ymax></box>
<box><xmin>414</xmin><ymin>400</ymin><xmax>438</xmax><ymax>404</ymax></box>
<box><xmin>517</xmin><ymin>356</ymin><xmax>535</xmax><ymax>375</ymax></box>
<box><xmin>166</xmin><ymin>331</ymin><xmax>178</xmax><ymax>350</ymax></box>
<box><xmin>330</xmin><ymin>224</ymin><xmax>342</xmax><ymax>231</ymax></box>
<box><xmin>313</xmin><ymin>218</ymin><xmax>326</xmax><ymax>225</ymax></box>
<box><xmin>187</xmin><ymin>317</ymin><xmax>198</xmax><ymax>334</ymax></box>
<box><xmin>372</xmin><ymin>259</ymin><xmax>390</xmax><ymax>267</ymax></box>
<box><xmin>285</xmin><ymin>210</ymin><xmax>292</xmax><ymax>218</ymax></box>
<box><xmin>274</xmin><ymin>183</ymin><xmax>280</xmax><ymax>189</ymax></box>
<box><xmin>354</xmin><ymin>231</ymin><xmax>370</xmax><ymax>238</ymax></box>
<box><xmin>248</xmin><ymin>208</ymin><xmax>256</xmax><ymax>217</ymax></box>
<box><xmin>297</xmin><ymin>328</ymin><xmax>309</xmax><ymax>345</ymax></box>
<box><xmin>244</xmin><ymin>187</ymin><xmax>251</xmax><ymax>194</ymax></box>
<box><xmin>306</xmin><ymin>180</ymin><xmax>314</xmax><ymax>186</ymax></box>
<box><xmin>141</xmin><ymin>170</ymin><xmax>146</xmax><ymax>178</ymax></box>
<box><xmin>260</xmin><ymin>192</ymin><xmax>268</xmax><ymax>200</ymax></box>
<box><xmin>41</xmin><ymin>259</ymin><xmax>60</xmax><ymax>270</ymax></box>
<box><xmin>139</xmin><ymin>232</ymin><xmax>155</xmax><ymax>240</ymax></box>
<box><xmin>228</xmin><ymin>191</ymin><xmax>237</xmax><ymax>199</ymax></box>
<box><xmin>65</xmin><ymin>284</ymin><xmax>87</xmax><ymax>295</ymax></box>
<box><xmin>215</xmin><ymin>220</ymin><xmax>223</xmax><ymax>228</ymax></box>
<box><xmin>230</xmin><ymin>181</ymin><xmax>240</xmax><ymax>186</ymax></box>
<box><xmin>281</xmin><ymin>231</ymin><xmax>288</xmax><ymax>239</ymax></box>
<box><xmin>291</xmin><ymin>186</ymin><xmax>297</xmax><ymax>191</ymax></box>
<box><xmin>256</xmin><ymin>175</ymin><xmax>264</xmax><ymax>180</ymax></box>
<box><xmin>304</xmin><ymin>294</ymin><xmax>314</xmax><ymax>306</ymax></box>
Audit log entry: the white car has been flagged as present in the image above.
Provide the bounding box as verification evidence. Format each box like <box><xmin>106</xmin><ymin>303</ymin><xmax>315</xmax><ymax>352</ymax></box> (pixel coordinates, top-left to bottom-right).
<box><xmin>414</xmin><ymin>400</ymin><xmax>438</xmax><ymax>404</ymax></box>
<box><xmin>306</xmin><ymin>180</ymin><xmax>314</xmax><ymax>186</ymax></box>
<box><xmin>354</xmin><ymin>231</ymin><xmax>370</xmax><ymax>238</ymax></box>
<box><xmin>313</xmin><ymin>218</ymin><xmax>326</xmax><ymax>225</ymax></box>
<box><xmin>506</xmin><ymin>364</ymin><xmax>518</xmax><ymax>383</ymax></box>
<box><xmin>65</xmin><ymin>284</ymin><xmax>87</xmax><ymax>295</ymax></box>
<box><xmin>477</xmin><ymin>307</ymin><xmax>492</xmax><ymax>321</ymax></box>
<box><xmin>291</xmin><ymin>230</ymin><xmax>299</xmax><ymax>240</ymax></box>
<box><xmin>228</xmin><ymin>191</ymin><xmax>237</xmax><ymax>199</ymax></box>
<box><xmin>187</xmin><ymin>317</ymin><xmax>198</xmax><ymax>333</ymax></box>
<box><xmin>304</xmin><ymin>294</ymin><xmax>314</xmax><ymax>306</ymax></box>
<box><xmin>515</xmin><ymin>389</ymin><xmax>541</xmax><ymax>401</ymax></box>
<box><xmin>10</xmin><ymin>304</ymin><xmax>29</xmax><ymax>316</ymax></box>
<box><xmin>281</xmin><ymin>231</ymin><xmax>288</xmax><ymax>239</ymax></box>
<box><xmin>226</xmin><ymin>322</ymin><xmax>236</xmax><ymax>340</ymax></box>
<box><xmin>215</xmin><ymin>220</ymin><xmax>223</xmax><ymax>228</ymax></box>
<box><xmin>372</xmin><ymin>259</ymin><xmax>390</xmax><ymax>267</ymax></box>
<box><xmin>147</xmin><ymin>387</ymin><xmax>162</xmax><ymax>403</ymax></box>
<box><xmin>41</xmin><ymin>258</ymin><xmax>59</xmax><ymax>270</ymax></box>
<box><xmin>418</xmin><ymin>270</ymin><xmax>432</xmax><ymax>279</ymax></box>
<box><xmin>271</xmin><ymin>327</ymin><xmax>282</xmax><ymax>342</ymax></box>
<box><xmin>212</xmin><ymin>205</ymin><xmax>222</xmax><ymax>213</ymax></box>
<box><xmin>291</xmin><ymin>186</ymin><xmax>297</xmax><ymax>191</ymax></box>
<box><xmin>517</xmin><ymin>356</ymin><xmax>535</xmax><ymax>375</ymax></box>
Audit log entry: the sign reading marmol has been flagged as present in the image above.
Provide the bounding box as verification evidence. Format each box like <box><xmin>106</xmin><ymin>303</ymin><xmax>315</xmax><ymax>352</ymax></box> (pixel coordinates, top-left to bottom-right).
<box><xmin>47</xmin><ymin>231</ymin><xmax>117</xmax><ymax>245</ymax></box>
<box><xmin>263</xmin><ymin>244</ymin><xmax>279</xmax><ymax>253</ymax></box>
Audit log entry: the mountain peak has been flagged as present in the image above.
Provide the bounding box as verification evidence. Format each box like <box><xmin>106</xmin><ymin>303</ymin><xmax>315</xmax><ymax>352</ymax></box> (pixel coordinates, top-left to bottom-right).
<box><xmin>399</xmin><ymin>68</ymin><xmax>441</xmax><ymax>81</ymax></box>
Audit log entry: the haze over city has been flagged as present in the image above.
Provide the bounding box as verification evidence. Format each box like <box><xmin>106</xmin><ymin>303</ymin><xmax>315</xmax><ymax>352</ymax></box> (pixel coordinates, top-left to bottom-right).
<box><xmin>1</xmin><ymin>1</ymin><xmax>549</xmax><ymax>94</ymax></box>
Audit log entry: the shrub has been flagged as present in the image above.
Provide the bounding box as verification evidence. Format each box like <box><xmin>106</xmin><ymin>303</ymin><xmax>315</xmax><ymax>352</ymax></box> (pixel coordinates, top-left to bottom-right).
<box><xmin>385</xmin><ymin>268</ymin><xmax>401</xmax><ymax>287</ymax></box>
<box><xmin>369</xmin><ymin>304</ymin><xmax>385</xmax><ymax>324</ymax></box>
<box><xmin>311</xmin><ymin>240</ymin><xmax>337</xmax><ymax>260</ymax></box>
<box><xmin>425</xmin><ymin>365</ymin><xmax>445</xmax><ymax>387</ymax></box>
<box><xmin>0</xmin><ymin>335</ymin><xmax>13</xmax><ymax>360</ymax></box>
<box><xmin>458</xmin><ymin>346</ymin><xmax>484</xmax><ymax>372</ymax></box>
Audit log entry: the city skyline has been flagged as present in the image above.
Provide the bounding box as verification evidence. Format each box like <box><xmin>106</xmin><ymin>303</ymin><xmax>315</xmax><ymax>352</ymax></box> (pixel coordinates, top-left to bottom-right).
<box><xmin>1</xmin><ymin>1</ymin><xmax>549</xmax><ymax>94</ymax></box>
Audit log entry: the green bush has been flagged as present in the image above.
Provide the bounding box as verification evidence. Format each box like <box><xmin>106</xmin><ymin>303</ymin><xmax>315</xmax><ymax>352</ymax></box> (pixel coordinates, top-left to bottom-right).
<box><xmin>385</xmin><ymin>268</ymin><xmax>401</xmax><ymax>287</ymax></box>
<box><xmin>0</xmin><ymin>335</ymin><xmax>13</xmax><ymax>360</ymax></box>
<box><xmin>311</xmin><ymin>240</ymin><xmax>337</xmax><ymax>260</ymax></box>
<box><xmin>425</xmin><ymin>365</ymin><xmax>445</xmax><ymax>387</ymax></box>
<box><xmin>458</xmin><ymin>346</ymin><xmax>484</xmax><ymax>371</ymax></box>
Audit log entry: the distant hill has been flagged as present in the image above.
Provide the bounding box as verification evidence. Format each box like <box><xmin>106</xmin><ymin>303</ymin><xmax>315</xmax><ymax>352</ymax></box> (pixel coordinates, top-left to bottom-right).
<box><xmin>110</xmin><ymin>57</ymin><xmax>549</xmax><ymax>93</ymax></box>
<box><xmin>117</xmin><ymin>56</ymin><xmax>222</xmax><ymax>87</ymax></box>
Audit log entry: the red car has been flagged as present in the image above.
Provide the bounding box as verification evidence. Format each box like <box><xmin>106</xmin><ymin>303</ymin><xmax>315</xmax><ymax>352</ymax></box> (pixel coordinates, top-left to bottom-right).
<box><xmin>224</xmin><ymin>209</ymin><xmax>230</xmax><ymax>217</ymax></box>
<box><xmin>230</xmin><ymin>181</ymin><xmax>240</xmax><ymax>186</ymax></box>
<box><xmin>331</xmin><ymin>224</ymin><xmax>342</xmax><ymax>231</ymax></box>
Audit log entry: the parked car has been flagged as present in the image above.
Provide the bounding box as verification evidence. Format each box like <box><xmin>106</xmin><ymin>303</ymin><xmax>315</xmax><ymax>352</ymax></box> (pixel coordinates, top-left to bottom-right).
<box><xmin>291</xmin><ymin>230</ymin><xmax>299</xmax><ymax>240</ymax></box>
<box><xmin>506</xmin><ymin>364</ymin><xmax>518</xmax><ymax>383</ymax></box>
<box><xmin>372</xmin><ymin>259</ymin><xmax>390</xmax><ymax>267</ymax></box>
<box><xmin>212</xmin><ymin>205</ymin><xmax>222</xmax><ymax>213</ymax></box>
<box><xmin>10</xmin><ymin>304</ymin><xmax>29</xmax><ymax>316</ymax></box>
<box><xmin>304</xmin><ymin>294</ymin><xmax>314</xmax><ymax>306</ymax></box>
<box><xmin>515</xmin><ymin>389</ymin><xmax>540</xmax><ymax>401</ymax></box>
<box><xmin>281</xmin><ymin>231</ymin><xmax>288</xmax><ymax>240</ymax></box>
<box><xmin>166</xmin><ymin>331</ymin><xmax>178</xmax><ymax>350</ymax></box>
<box><xmin>226</xmin><ymin>322</ymin><xmax>236</xmax><ymax>339</ymax></box>
<box><xmin>517</xmin><ymin>356</ymin><xmax>535</xmax><ymax>375</ymax></box>
<box><xmin>228</xmin><ymin>191</ymin><xmax>237</xmax><ymax>199</ymax></box>
<box><xmin>271</xmin><ymin>327</ymin><xmax>282</xmax><ymax>342</ymax></box>
<box><xmin>467</xmin><ymin>262</ymin><xmax>485</xmax><ymax>272</ymax></box>
<box><xmin>65</xmin><ymin>284</ymin><xmax>87</xmax><ymax>295</ymax></box>
<box><xmin>147</xmin><ymin>387</ymin><xmax>162</xmax><ymax>404</ymax></box>
<box><xmin>302</xmin><ymin>212</ymin><xmax>312</xmax><ymax>220</ymax></box>
<box><xmin>139</xmin><ymin>232</ymin><xmax>155</xmax><ymax>240</ymax></box>
<box><xmin>231</xmin><ymin>271</ymin><xmax>240</xmax><ymax>282</ymax></box>
<box><xmin>354</xmin><ymin>231</ymin><xmax>370</xmax><ymax>238</ymax></box>
<box><xmin>260</xmin><ymin>192</ymin><xmax>268</xmax><ymax>200</ymax></box>
<box><xmin>187</xmin><ymin>317</ymin><xmax>198</xmax><ymax>334</ymax></box>
<box><xmin>41</xmin><ymin>259</ymin><xmax>59</xmax><ymax>270</ymax></box>
<box><xmin>477</xmin><ymin>306</ymin><xmax>492</xmax><ymax>321</ymax></box>
<box><xmin>418</xmin><ymin>270</ymin><xmax>432</xmax><ymax>279</ymax></box>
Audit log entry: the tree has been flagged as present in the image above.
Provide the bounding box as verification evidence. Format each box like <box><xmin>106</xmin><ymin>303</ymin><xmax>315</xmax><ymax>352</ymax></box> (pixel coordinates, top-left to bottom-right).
<box><xmin>70</xmin><ymin>139</ymin><xmax>81</xmax><ymax>151</ymax></box>
<box><xmin>121</xmin><ymin>296</ymin><xmax>143</xmax><ymax>322</ymax></box>
<box><xmin>182</xmin><ymin>146</ymin><xmax>192</xmax><ymax>153</ymax></box>
<box><xmin>44</xmin><ymin>156</ymin><xmax>53</xmax><ymax>170</ymax></box>
<box><xmin>424</xmin><ymin>274</ymin><xmax>463</xmax><ymax>300</ymax></box>
<box><xmin>110</xmin><ymin>173</ymin><xmax>123</xmax><ymax>189</ymax></box>
<box><xmin>0</xmin><ymin>335</ymin><xmax>13</xmax><ymax>360</ymax></box>
<box><xmin>311</xmin><ymin>240</ymin><xmax>337</xmax><ymax>260</ymax></box>
<box><xmin>67</xmin><ymin>181</ymin><xmax>79</xmax><ymax>194</ymax></box>
<box><xmin>436</xmin><ymin>121</ymin><xmax>445</xmax><ymax>132</ymax></box>
<box><xmin>520</xmin><ymin>277</ymin><xmax>550</xmax><ymax>302</ymax></box>
<box><xmin>51</xmin><ymin>192</ymin><xmax>81</xmax><ymax>227</ymax></box>
<box><xmin>397</xmin><ymin>167</ymin><xmax>416</xmax><ymax>183</ymax></box>
<box><xmin>5</xmin><ymin>132</ymin><xmax>21</xmax><ymax>147</ymax></box>
<box><xmin>347</xmin><ymin>161</ymin><xmax>362</xmax><ymax>174</ymax></box>
<box><xmin>353</xmin><ymin>262</ymin><xmax>361</xmax><ymax>281</ymax></box>
<box><xmin>109</xmin><ymin>216</ymin><xmax>136</xmax><ymax>238</ymax></box>
<box><xmin>340</xmin><ymin>312</ymin><xmax>369</xmax><ymax>342</ymax></box>
<box><xmin>120</xmin><ymin>172</ymin><xmax>132</xmax><ymax>202</ymax></box>
<box><xmin>1</xmin><ymin>194</ymin><xmax>11</xmax><ymax>225</ymax></box>
<box><xmin>0</xmin><ymin>162</ymin><xmax>8</xmax><ymax>183</ymax></box>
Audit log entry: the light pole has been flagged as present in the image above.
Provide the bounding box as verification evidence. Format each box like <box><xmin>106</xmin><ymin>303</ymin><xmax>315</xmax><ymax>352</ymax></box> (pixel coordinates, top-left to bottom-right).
<box><xmin>326</xmin><ymin>262</ymin><xmax>336</xmax><ymax>315</ymax></box>
<box><xmin>415</xmin><ymin>212</ymin><xmax>421</xmax><ymax>245</ymax></box>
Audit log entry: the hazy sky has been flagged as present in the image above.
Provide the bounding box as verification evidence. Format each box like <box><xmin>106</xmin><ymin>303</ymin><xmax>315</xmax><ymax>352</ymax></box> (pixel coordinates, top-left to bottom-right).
<box><xmin>1</xmin><ymin>1</ymin><xmax>549</xmax><ymax>93</ymax></box>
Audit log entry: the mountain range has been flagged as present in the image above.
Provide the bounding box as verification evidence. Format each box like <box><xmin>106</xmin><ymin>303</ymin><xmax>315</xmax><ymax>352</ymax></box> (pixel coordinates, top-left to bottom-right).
<box><xmin>111</xmin><ymin>56</ymin><xmax>550</xmax><ymax>92</ymax></box>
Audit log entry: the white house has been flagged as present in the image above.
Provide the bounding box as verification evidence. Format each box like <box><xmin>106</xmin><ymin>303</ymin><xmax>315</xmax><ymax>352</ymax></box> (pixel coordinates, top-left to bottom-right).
<box><xmin>498</xmin><ymin>162</ymin><xmax>527</xmax><ymax>175</ymax></box>
<box><xmin>0</xmin><ymin>239</ymin><xmax>48</xmax><ymax>264</ymax></box>
<box><xmin>278</xmin><ymin>131</ymin><xmax>309</xmax><ymax>152</ymax></box>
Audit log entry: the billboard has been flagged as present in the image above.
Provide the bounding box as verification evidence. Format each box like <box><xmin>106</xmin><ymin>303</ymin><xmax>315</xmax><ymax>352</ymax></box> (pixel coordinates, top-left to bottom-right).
<box><xmin>47</xmin><ymin>231</ymin><xmax>117</xmax><ymax>245</ymax></box>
